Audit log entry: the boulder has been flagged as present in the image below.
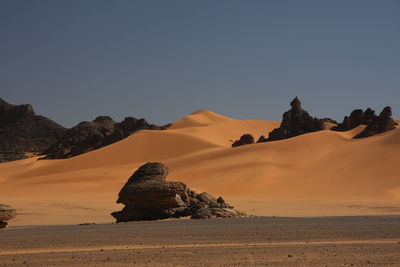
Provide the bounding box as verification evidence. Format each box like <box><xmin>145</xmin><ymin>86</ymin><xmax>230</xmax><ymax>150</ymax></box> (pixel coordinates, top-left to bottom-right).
<box><xmin>232</xmin><ymin>134</ymin><xmax>255</xmax><ymax>147</ymax></box>
<box><xmin>112</xmin><ymin>162</ymin><xmax>247</xmax><ymax>222</ymax></box>
<box><xmin>0</xmin><ymin>204</ymin><xmax>16</xmax><ymax>229</ymax></box>
<box><xmin>259</xmin><ymin>97</ymin><xmax>323</xmax><ymax>142</ymax></box>
<box><xmin>353</xmin><ymin>106</ymin><xmax>396</xmax><ymax>138</ymax></box>
<box><xmin>0</xmin><ymin>98</ymin><xmax>66</xmax><ymax>162</ymax></box>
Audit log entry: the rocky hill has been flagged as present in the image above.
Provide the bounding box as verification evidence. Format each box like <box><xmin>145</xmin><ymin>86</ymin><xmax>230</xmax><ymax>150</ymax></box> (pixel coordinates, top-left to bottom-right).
<box><xmin>43</xmin><ymin>116</ymin><xmax>170</xmax><ymax>159</ymax></box>
<box><xmin>0</xmin><ymin>98</ymin><xmax>66</xmax><ymax>162</ymax></box>
<box><xmin>0</xmin><ymin>98</ymin><xmax>169</xmax><ymax>162</ymax></box>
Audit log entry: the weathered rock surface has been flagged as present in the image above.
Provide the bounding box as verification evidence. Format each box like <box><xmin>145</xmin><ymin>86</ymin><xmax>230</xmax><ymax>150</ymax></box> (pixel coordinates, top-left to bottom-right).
<box><xmin>43</xmin><ymin>117</ymin><xmax>169</xmax><ymax>159</ymax></box>
<box><xmin>112</xmin><ymin>162</ymin><xmax>247</xmax><ymax>222</ymax></box>
<box><xmin>0</xmin><ymin>204</ymin><xmax>16</xmax><ymax>229</ymax></box>
<box><xmin>0</xmin><ymin>98</ymin><xmax>66</xmax><ymax>162</ymax></box>
<box><xmin>259</xmin><ymin>97</ymin><xmax>323</xmax><ymax>142</ymax></box>
<box><xmin>353</xmin><ymin>106</ymin><xmax>396</xmax><ymax>138</ymax></box>
<box><xmin>332</xmin><ymin>108</ymin><xmax>378</xmax><ymax>131</ymax></box>
<box><xmin>232</xmin><ymin>134</ymin><xmax>255</xmax><ymax>147</ymax></box>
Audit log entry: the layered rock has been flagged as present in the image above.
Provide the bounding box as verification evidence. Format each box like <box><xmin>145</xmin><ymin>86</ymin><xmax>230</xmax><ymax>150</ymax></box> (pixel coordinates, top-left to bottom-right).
<box><xmin>112</xmin><ymin>162</ymin><xmax>246</xmax><ymax>222</ymax></box>
<box><xmin>332</xmin><ymin>108</ymin><xmax>377</xmax><ymax>131</ymax></box>
<box><xmin>353</xmin><ymin>106</ymin><xmax>396</xmax><ymax>138</ymax></box>
<box><xmin>259</xmin><ymin>97</ymin><xmax>323</xmax><ymax>142</ymax></box>
<box><xmin>0</xmin><ymin>204</ymin><xmax>16</xmax><ymax>229</ymax></box>
<box><xmin>0</xmin><ymin>98</ymin><xmax>66</xmax><ymax>162</ymax></box>
<box><xmin>43</xmin><ymin>116</ymin><xmax>169</xmax><ymax>159</ymax></box>
<box><xmin>232</xmin><ymin>134</ymin><xmax>255</xmax><ymax>147</ymax></box>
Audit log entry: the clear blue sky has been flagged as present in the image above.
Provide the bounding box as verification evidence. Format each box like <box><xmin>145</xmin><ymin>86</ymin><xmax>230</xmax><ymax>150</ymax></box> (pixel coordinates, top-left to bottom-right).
<box><xmin>1</xmin><ymin>0</ymin><xmax>399</xmax><ymax>127</ymax></box>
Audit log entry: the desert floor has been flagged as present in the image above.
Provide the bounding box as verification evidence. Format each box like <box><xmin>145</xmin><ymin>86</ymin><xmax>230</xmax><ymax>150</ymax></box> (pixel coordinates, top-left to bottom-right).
<box><xmin>1</xmin><ymin>216</ymin><xmax>400</xmax><ymax>266</ymax></box>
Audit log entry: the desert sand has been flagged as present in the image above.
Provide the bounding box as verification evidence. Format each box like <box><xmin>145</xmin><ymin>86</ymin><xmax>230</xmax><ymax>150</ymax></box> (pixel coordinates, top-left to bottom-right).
<box><xmin>0</xmin><ymin>110</ymin><xmax>400</xmax><ymax>226</ymax></box>
<box><xmin>1</xmin><ymin>216</ymin><xmax>399</xmax><ymax>266</ymax></box>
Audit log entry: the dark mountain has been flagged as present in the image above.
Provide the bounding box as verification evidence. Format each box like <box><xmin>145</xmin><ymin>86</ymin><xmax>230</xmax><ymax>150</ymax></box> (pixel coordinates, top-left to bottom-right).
<box><xmin>0</xmin><ymin>98</ymin><xmax>66</xmax><ymax>162</ymax></box>
<box><xmin>42</xmin><ymin>115</ymin><xmax>170</xmax><ymax>159</ymax></box>
<box><xmin>0</xmin><ymin>98</ymin><xmax>170</xmax><ymax>162</ymax></box>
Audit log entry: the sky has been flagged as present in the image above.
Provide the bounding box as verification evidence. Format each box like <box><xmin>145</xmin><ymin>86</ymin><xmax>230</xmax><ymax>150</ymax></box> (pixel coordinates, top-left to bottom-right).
<box><xmin>0</xmin><ymin>0</ymin><xmax>399</xmax><ymax>127</ymax></box>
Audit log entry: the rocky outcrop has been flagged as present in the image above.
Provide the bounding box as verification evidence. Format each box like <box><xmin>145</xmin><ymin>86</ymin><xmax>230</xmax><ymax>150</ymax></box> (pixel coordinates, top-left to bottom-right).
<box><xmin>320</xmin><ymin>118</ymin><xmax>338</xmax><ymax>125</ymax></box>
<box><xmin>112</xmin><ymin>162</ymin><xmax>247</xmax><ymax>222</ymax></box>
<box><xmin>353</xmin><ymin>106</ymin><xmax>396</xmax><ymax>138</ymax></box>
<box><xmin>256</xmin><ymin>135</ymin><xmax>267</xmax><ymax>143</ymax></box>
<box><xmin>332</xmin><ymin>108</ymin><xmax>377</xmax><ymax>131</ymax></box>
<box><xmin>232</xmin><ymin>134</ymin><xmax>255</xmax><ymax>147</ymax></box>
<box><xmin>259</xmin><ymin>97</ymin><xmax>323</xmax><ymax>142</ymax></box>
<box><xmin>0</xmin><ymin>98</ymin><xmax>66</xmax><ymax>162</ymax></box>
<box><xmin>42</xmin><ymin>116</ymin><xmax>169</xmax><ymax>159</ymax></box>
<box><xmin>0</xmin><ymin>204</ymin><xmax>16</xmax><ymax>229</ymax></box>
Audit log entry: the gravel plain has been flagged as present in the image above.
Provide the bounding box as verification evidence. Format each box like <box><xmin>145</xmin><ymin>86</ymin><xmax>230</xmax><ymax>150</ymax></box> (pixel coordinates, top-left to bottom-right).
<box><xmin>1</xmin><ymin>216</ymin><xmax>400</xmax><ymax>266</ymax></box>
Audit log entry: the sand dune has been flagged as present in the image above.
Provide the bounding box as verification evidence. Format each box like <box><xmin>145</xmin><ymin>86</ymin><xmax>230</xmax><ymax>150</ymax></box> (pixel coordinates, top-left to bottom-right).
<box><xmin>1</xmin><ymin>110</ymin><xmax>399</xmax><ymax>225</ymax></box>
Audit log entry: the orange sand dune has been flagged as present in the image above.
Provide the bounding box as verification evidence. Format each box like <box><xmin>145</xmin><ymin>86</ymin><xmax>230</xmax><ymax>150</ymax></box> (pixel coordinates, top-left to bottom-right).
<box><xmin>0</xmin><ymin>110</ymin><xmax>399</xmax><ymax>226</ymax></box>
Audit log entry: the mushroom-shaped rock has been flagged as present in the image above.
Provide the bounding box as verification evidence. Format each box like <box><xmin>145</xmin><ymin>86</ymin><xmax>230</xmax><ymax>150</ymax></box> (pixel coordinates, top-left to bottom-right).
<box><xmin>111</xmin><ymin>162</ymin><xmax>247</xmax><ymax>222</ymax></box>
<box><xmin>232</xmin><ymin>134</ymin><xmax>255</xmax><ymax>147</ymax></box>
<box><xmin>0</xmin><ymin>204</ymin><xmax>16</xmax><ymax>229</ymax></box>
<box><xmin>354</xmin><ymin>106</ymin><xmax>396</xmax><ymax>138</ymax></box>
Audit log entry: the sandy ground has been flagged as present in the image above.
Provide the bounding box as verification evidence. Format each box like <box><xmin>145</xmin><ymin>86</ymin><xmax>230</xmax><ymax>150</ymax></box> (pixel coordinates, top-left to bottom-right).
<box><xmin>0</xmin><ymin>110</ymin><xmax>400</xmax><ymax>225</ymax></box>
<box><xmin>1</xmin><ymin>216</ymin><xmax>400</xmax><ymax>266</ymax></box>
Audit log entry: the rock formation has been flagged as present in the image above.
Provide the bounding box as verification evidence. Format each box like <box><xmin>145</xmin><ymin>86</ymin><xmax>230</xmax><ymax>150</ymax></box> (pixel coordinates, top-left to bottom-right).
<box><xmin>353</xmin><ymin>106</ymin><xmax>396</xmax><ymax>138</ymax></box>
<box><xmin>320</xmin><ymin>118</ymin><xmax>338</xmax><ymax>125</ymax></box>
<box><xmin>232</xmin><ymin>134</ymin><xmax>255</xmax><ymax>147</ymax></box>
<box><xmin>259</xmin><ymin>97</ymin><xmax>323</xmax><ymax>142</ymax></box>
<box><xmin>0</xmin><ymin>98</ymin><xmax>66</xmax><ymax>162</ymax></box>
<box><xmin>0</xmin><ymin>204</ymin><xmax>16</xmax><ymax>229</ymax></box>
<box><xmin>0</xmin><ymin>97</ymin><xmax>170</xmax><ymax>162</ymax></box>
<box><xmin>256</xmin><ymin>135</ymin><xmax>267</xmax><ymax>143</ymax></box>
<box><xmin>42</xmin><ymin>116</ymin><xmax>169</xmax><ymax>159</ymax></box>
<box><xmin>332</xmin><ymin>108</ymin><xmax>377</xmax><ymax>131</ymax></box>
<box><xmin>112</xmin><ymin>162</ymin><xmax>247</xmax><ymax>222</ymax></box>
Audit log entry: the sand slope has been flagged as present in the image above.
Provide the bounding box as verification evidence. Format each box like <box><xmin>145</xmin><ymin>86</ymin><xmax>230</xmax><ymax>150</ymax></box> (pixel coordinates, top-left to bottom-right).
<box><xmin>1</xmin><ymin>110</ymin><xmax>399</xmax><ymax>225</ymax></box>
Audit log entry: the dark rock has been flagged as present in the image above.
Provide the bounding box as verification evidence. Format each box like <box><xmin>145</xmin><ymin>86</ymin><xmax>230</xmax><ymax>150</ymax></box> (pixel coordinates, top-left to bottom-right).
<box><xmin>353</xmin><ymin>106</ymin><xmax>396</xmax><ymax>138</ymax></box>
<box><xmin>43</xmin><ymin>116</ymin><xmax>169</xmax><ymax>159</ymax></box>
<box><xmin>320</xmin><ymin>118</ymin><xmax>338</xmax><ymax>125</ymax></box>
<box><xmin>332</xmin><ymin>108</ymin><xmax>378</xmax><ymax>131</ymax></box>
<box><xmin>256</xmin><ymin>135</ymin><xmax>267</xmax><ymax>143</ymax></box>
<box><xmin>191</xmin><ymin>207</ymin><xmax>246</xmax><ymax>219</ymax></box>
<box><xmin>260</xmin><ymin>97</ymin><xmax>323</xmax><ymax>142</ymax></box>
<box><xmin>232</xmin><ymin>134</ymin><xmax>255</xmax><ymax>147</ymax></box>
<box><xmin>217</xmin><ymin>196</ymin><xmax>225</xmax><ymax>204</ymax></box>
<box><xmin>0</xmin><ymin>98</ymin><xmax>66</xmax><ymax>162</ymax></box>
<box><xmin>111</xmin><ymin>162</ymin><xmax>247</xmax><ymax>222</ymax></box>
<box><xmin>363</xmin><ymin>108</ymin><xmax>377</xmax><ymax>125</ymax></box>
<box><xmin>0</xmin><ymin>204</ymin><xmax>16</xmax><ymax>229</ymax></box>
